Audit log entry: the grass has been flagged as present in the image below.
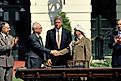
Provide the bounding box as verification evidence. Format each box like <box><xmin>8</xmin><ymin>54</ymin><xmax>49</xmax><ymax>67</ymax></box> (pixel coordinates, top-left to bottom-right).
<box><xmin>12</xmin><ymin>77</ymin><xmax>23</xmax><ymax>81</ymax></box>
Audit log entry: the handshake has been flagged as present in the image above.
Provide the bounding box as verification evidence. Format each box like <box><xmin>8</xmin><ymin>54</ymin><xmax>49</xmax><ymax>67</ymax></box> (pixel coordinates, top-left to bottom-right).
<box><xmin>50</xmin><ymin>48</ymin><xmax>69</xmax><ymax>56</ymax></box>
<box><xmin>46</xmin><ymin>49</ymin><xmax>69</xmax><ymax>66</ymax></box>
<box><xmin>50</xmin><ymin>50</ymin><xmax>62</xmax><ymax>56</ymax></box>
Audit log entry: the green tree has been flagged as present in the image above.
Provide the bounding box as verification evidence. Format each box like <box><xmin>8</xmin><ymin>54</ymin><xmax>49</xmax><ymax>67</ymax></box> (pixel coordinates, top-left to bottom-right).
<box><xmin>58</xmin><ymin>12</ymin><xmax>72</xmax><ymax>31</ymax></box>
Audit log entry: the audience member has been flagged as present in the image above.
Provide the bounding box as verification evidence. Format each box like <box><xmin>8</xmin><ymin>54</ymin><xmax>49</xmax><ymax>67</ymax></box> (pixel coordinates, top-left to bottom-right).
<box><xmin>0</xmin><ymin>22</ymin><xmax>18</xmax><ymax>81</ymax></box>
<box><xmin>108</xmin><ymin>19</ymin><xmax>121</xmax><ymax>68</ymax></box>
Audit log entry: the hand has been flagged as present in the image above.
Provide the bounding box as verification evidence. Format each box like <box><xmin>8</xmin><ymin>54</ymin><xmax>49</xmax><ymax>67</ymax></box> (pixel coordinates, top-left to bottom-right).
<box><xmin>117</xmin><ymin>37</ymin><xmax>121</xmax><ymax>44</ymax></box>
<box><xmin>114</xmin><ymin>35</ymin><xmax>119</xmax><ymax>44</ymax></box>
<box><xmin>46</xmin><ymin>59</ymin><xmax>52</xmax><ymax>66</ymax></box>
<box><xmin>114</xmin><ymin>35</ymin><xmax>121</xmax><ymax>44</ymax></box>
<box><xmin>10</xmin><ymin>37</ymin><xmax>19</xmax><ymax>47</ymax></box>
<box><xmin>57</xmin><ymin>48</ymin><xmax>69</xmax><ymax>55</ymax></box>
<box><xmin>50</xmin><ymin>50</ymin><xmax>59</xmax><ymax>56</ymax></box>
<box><xmin>14</xmin><ymin>37</ymin><xmax>19</xmax><ymax>44</ymax></box>
<box><xmin>10</xmin><ymin>38</ymin><xmax>15</xmax><ymax>47</ymax></box>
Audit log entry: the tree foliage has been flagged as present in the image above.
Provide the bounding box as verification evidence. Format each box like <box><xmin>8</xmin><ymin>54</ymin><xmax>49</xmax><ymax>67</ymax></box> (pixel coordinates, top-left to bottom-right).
<box><xmin>58</xmin><ymin>12</ymin><xmax>72</xmax><ymax>31</ymax></box>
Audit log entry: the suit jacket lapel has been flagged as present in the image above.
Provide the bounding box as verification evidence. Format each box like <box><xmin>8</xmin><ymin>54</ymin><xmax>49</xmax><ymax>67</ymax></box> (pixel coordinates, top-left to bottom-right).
<box><xmin>80</xmin><ymin>37</ymin><xmax>85</xmax><ymax>42</ymax></box>
<box><xmin>61</xmin><ymin>28</ymin><xmax>67</xmax><ymax>48</ymax></box>
<box><xmin>34</xmin><ymin>34</ymin><xmax>43</xmax><ymax>46</ymax></box>
<box><xmin>39</xmin><ymin>36</ymin><xmax>44</xmax><ymax>46</ymax></box>
<box><xmin>53</xmin><ymin>28</ymin><xmax>58</xmax><ymax>49</ymax></box>
<box><xmin>0</xmin><ymin>33</ymin><xmax>7</xmax><ymax>45</ymax></box>
<box><xmin>60</xmin><ymin>29</ymin><xmax>64</xmax><ymax>48</ymax></box>
<box><xmin>74</xmin><ymin>37</ymin><xmax>85</xmax><ymax>45</ymax></box>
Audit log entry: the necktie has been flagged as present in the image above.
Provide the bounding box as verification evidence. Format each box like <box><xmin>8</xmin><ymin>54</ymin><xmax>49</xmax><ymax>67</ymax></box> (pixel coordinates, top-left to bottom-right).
<box><xmin>5</xmin><ymin>35</ymin><xmax>8</xmax><ymax>44</ymax></box>
<box><xmin>5</xmin><ymin>35</ymin><xmax>8</xmax><ymax>40</ymax></box>
<box><xmin>39</xmin><ymin>36</ymin><xmax>43</xmax><ymax>46</ymax></box>
<box><xmin>57</xmin><ymin>30</ymin><xmax>60</xmax><ymax>49</ymax></box>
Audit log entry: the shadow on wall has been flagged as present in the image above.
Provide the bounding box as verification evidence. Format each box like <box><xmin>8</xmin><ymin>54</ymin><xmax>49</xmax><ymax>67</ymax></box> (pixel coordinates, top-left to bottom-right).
<box><xmin>48</xmin><ymin>0</ymin><xmax>62</xmax><ymax>25</ymax></box>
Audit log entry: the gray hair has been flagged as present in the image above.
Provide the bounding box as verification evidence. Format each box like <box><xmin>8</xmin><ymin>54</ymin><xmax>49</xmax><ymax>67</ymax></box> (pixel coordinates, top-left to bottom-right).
<box><xmin>54</xmin><ymin>16</ymin><xmax>63</xmax><ymax>23</ymax></box>
<box><xmin>32</xmin><ymin>22</ymin><xmax>41</xmax><ymax>30</ymax></box>
<box><xmin>0</xmin><ymin>22</ymin><xmax>8</xmax><ymax>31</ymax></box>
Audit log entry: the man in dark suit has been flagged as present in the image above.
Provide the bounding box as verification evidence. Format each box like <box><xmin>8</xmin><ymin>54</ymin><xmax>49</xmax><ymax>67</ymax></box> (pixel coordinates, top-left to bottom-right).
<box><xmin>0</xmin><ymin>22</ymin><xmax>18</xmax><ymax>81</ymax></box>
<box><xmin>45</xmin><ymin>16</ymin><xmax>72</xmax><ymax>66</ymax></box>
<box><xmin>26</xmin><ymin>22</ymin><xmax>57</xmax><ymax>69</ymax></box>
<box><xmin>108</xmin><ymin>19</ymin><xmax>121</xmax><ymax>68</ymax></box>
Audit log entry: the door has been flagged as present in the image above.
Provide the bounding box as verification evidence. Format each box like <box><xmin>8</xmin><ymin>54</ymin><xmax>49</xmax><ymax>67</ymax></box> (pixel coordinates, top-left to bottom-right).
<box><xmin>91</xmin><ymin>0</ymin><xmax>116</xmax><ymax>59</ymax></box>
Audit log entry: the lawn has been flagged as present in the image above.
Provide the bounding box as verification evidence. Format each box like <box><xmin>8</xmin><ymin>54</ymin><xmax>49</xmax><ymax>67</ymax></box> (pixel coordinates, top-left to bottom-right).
<box><xmin>13</xmin><ymin>77</ymin><xmax>23</xmax><ymax>81</ymax></box>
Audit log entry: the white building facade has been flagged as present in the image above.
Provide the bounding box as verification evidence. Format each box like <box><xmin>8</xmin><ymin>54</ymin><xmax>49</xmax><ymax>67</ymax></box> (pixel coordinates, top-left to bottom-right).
<box><xmin>30</xmin><ymin>0</ymin><xmax>92</xmax><ymax>43</ymax></box>
<box><xmin>30</xmin><ymin>0</ymin><xmax>121</xmax><ymax>59</ymax></box>
<box><xmin>1</xmin><ymin>0</ymin><xmax>121</xmax><ymax>60</ymax></box>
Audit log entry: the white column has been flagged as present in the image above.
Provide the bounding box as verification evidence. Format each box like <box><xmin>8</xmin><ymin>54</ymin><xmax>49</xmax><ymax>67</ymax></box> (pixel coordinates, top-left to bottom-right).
<box><xmin>116</xmin><ymin>0</ymin><xmax>121</xmax><ymax>19</ymax></box>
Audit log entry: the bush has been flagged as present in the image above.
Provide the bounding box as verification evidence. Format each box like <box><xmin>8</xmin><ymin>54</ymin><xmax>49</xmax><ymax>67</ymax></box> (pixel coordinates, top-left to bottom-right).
<box><xmin>90</xmin><ymin>59</ymin><xmax>111</xmax><ymax>67</ymax></box>
<box><xmin>58</xmin><ymin>12</ymin><xmax>72</xmax><ymax>31</ymax></box>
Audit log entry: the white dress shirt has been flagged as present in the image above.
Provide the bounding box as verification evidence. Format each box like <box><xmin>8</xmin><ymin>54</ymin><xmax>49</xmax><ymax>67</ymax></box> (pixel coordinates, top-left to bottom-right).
<box><xmin>56</xmin><ymin>27</ymin><xmax>62</xmax><ymax>48</ymax></box>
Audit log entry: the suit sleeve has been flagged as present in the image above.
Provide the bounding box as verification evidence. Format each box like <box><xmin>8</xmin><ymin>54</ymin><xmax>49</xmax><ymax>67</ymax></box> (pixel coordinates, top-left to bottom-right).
<box><xmin>68</xmin><ymin>31</ymin><xmax>72</xmax><ymax>45</ymax></box>
<box><xmin>85</xmin><ymin>39</ymin><xmax>91</xmax><ymax>60</ymax></box>
<box><xmin>108</xmin><ymin>34</ymin><xmax>115</xmax><ymax>49</ymax></box>
<box><xmin>58</xmin><ymin>48</ymin><xmax>69</xmax><ymax>55</ymax></box>
<box><xmin>28</xmin><ymin>36</ymin><xmax>51</xmax><ymax>54</ymax></box>
<box><xmin>45</xmin><ymin>31</ymin><xmax>51</xmax><ymax>59</ymax></box>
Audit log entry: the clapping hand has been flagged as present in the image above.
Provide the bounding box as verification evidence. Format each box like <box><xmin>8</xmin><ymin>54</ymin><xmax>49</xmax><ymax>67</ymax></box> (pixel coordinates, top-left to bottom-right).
<box><xmin>114</xmin><ymin>35</ymin><xmax>119</xmax><ymax>44</ymax></box>
<box><xmin>114</xmin><ymin>35</ymin><xmax>121</xmax><ymax>44</ymax></box>
<box><xmin>10</xmin><ymin>37</ymin><xmax>19</xmax><ymax>47</ymax></box>
<box><xmin>14</xmin><ymin>37</ymin><xmax>19</xmax><ymax>44</ymax></box>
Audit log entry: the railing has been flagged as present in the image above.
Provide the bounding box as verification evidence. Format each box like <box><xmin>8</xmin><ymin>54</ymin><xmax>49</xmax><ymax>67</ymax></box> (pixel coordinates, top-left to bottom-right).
<box><xmin>15</xmin><ymin>68</ymin><xmax>121</xmax><ymax>81</ymax></box>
